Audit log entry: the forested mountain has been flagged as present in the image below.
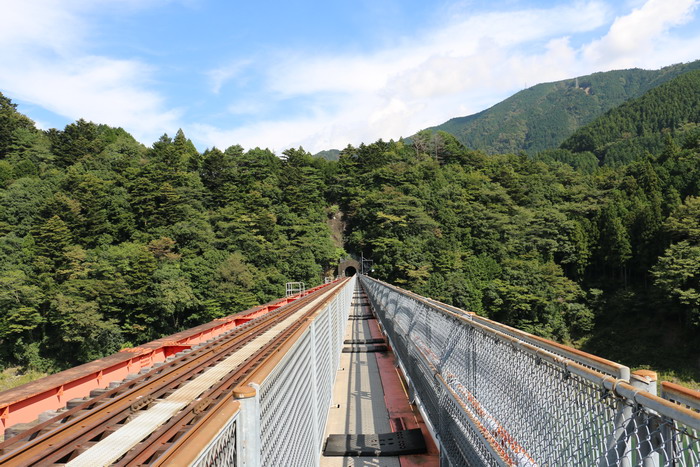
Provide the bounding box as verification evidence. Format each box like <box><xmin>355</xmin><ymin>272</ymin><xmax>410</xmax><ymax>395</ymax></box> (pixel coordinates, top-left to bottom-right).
<box><xmin>1</xmin><ymin>72</ymin><xmax>700</xmax><ymax>389</ymax></box>
<box><xmin>422</xmin><ymin>60</ymin><xmax>700</xmax><ymax>155</ymax></box>
<box><xmin>559</xmin><ymin>70</ymin><xmax>700</xmax><ymax>166</ymax></box>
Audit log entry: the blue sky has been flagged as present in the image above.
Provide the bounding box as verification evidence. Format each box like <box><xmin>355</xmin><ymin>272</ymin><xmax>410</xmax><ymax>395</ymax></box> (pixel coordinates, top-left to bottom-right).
<box><xmin>1</xmin><ymin>0</ymin><xmax>699</xmax><ymax>153</ymax></box>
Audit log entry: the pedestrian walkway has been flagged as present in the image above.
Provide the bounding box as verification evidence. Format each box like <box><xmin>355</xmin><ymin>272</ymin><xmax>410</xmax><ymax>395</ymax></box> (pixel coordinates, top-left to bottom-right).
<box><xmin>321</xmin><ymin>284</ymin><xmax>438</xmax><ymax>467</ymax></box>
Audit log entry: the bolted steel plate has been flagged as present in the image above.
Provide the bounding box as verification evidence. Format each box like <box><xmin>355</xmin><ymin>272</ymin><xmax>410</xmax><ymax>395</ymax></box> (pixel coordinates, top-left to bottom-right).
<box><xmin>344</xmin><ymin>338</ymin><xmax>385</xmax><ymax>344</ymax></box>
<box><xmin>323</xmin><ymin>429</ymin><xmax>427</xmax><ymax>456</ymax></box>
<box><xmin>342</xmin><ymin>344</ymin><xmax>388</xmax><ymax>353</ymax></box>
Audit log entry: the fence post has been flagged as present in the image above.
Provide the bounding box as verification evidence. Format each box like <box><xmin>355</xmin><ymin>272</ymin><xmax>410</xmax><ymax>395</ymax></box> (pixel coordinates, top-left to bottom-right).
<box><xmin>630</xmin><ymin>371</ymin><xmax>660</xmax><ymax>467</ymax></box>
<box><xmin>236</xmin><ymin>384</ymin><xmax>261</xmax><ymax>467</ymax></box>
<box><xmin>603</xmin><ymin>370</ymin><xmax>660</xmax><ymax>467</ymax></box>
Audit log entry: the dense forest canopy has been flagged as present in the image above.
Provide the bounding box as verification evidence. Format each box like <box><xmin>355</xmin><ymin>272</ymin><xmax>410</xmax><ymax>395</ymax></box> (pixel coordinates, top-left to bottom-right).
<box><xmin>1</xmin><ymin>62</ymin><xmax>699</xmax><ymax>387</ymax></box>
<box><xmin>0</xmin><ymin>93</ymin><xmax>342</xmax><ymax>370</ymax></box>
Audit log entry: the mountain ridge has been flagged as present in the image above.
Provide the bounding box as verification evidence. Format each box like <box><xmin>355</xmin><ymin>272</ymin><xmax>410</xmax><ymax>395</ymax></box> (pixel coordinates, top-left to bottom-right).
<box><xmin>559</xmin><ymin>69</ymin><xmax>700</xmax><ymax>166</ymax></box>
<box><xmin>421</xmin><ymin>60</ymin><xmax>700</xmax><ymax>155</ymax></box>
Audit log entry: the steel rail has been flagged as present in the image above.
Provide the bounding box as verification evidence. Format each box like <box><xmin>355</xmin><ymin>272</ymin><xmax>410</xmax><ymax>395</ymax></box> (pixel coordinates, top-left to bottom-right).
<box><xmin>86</xmin><ymin>279</ymin><xmax>346</xmax><ymax>466</ymax></box>
<box><xmin>28</xmin><ymin>324</ymin><xmax>270</xmax><ymax>467</ymax></box>
<box><xmin>233</xmin><ymin>280</ymin><xmax>347</xmax><ymax>394</ymax></box>
<box><xmin>2</xmin><ymin>329</ymin><xmax>261</xmax><ymax>465</ymax></box>
<box><xmin>0</xmin><ymin>287</ymin><xmax>314</xmax><ymax>432</ymax></box>
<box><xmin>115</xmin><ymin>279</ymin><xmax>348</xmax><ymax>466</ymax></box>
<box><xmin>1</xmin><ymin>328</ymin><xmax>255</xmax><ymax>464</ymax></box>
<box><xmin>144</xmin><ymin>393</ymin><xmax>241</xmax><ymax>467</ymax></box>
<box><xmin>0</xmin><ymin>282</ymin><xmax>341</xmax><ymax>466</ymax></box>
<box><xmin>231</xmin><ymin>276</ymin><xmax>354</xmax><ymax>467</ymax></box>
<box><xmin>0</xmin><ymin>297</ymin><xmax>292</xmax><ymax>457</ymax></box>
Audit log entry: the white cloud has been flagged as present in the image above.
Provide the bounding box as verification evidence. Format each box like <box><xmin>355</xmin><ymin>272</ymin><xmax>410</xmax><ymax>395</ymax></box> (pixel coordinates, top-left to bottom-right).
<box><xmin>428</xmin><ymin>1</ymin><xmax>611</xmax><ymax>51</ymax></box>
<box><xmin>0</xmin><ymin>57</ymin><xmax>182</xmax><ymax>142</ymax></box>
<box><xmin>583</xmin><ymin>0</ymin><xmax>699</xmax><ymax>68</ymax></box>
<box><xmin>0</xmin><ymin>0</ymin><xmax>174</xmax><ymax>52</ymax></box>
<box><xmin>202</xmin><ymin>1</ymin><xmax>614</xmax><ymax>152</ymax></box>
<box><xmin>0</xmin><ymin>0</ymin><xmax>181</xmax><ymax>143</ymax></box>
<box><xmin>0</xmin><ymin>1</ymin><xmax>84</xmax><ymax>54</ymax></box>
<box><xmin>207</xmin><ymin>60</ymin><xmax>252</xmax><ymax>94</ymax></box>
<box><xmin>263</xmin><ymin>2</ymin><xmax>610</xmax><ymax>99</ymax></box>
<box><xmin>191</xmin><ymin>118</ymin><xmax>330</xmax><ymax>153</ymax></box>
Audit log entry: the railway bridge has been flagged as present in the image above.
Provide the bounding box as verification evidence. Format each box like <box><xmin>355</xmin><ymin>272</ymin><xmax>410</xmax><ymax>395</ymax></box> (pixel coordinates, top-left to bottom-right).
<box><xmin>0</xmin><ymin>275</ymin><xmax>698</xmax><ymax>466</ymax></box>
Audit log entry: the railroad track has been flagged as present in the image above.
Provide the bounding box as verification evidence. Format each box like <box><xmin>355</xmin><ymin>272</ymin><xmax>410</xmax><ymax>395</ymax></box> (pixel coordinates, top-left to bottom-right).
<box><xmin>0</xmin><ymin>279</ymin><xmax>347</xmax><ymax>466</ymax></box>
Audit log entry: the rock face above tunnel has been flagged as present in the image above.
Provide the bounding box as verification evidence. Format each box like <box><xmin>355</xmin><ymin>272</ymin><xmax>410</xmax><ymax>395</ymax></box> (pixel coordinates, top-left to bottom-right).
<box><xmin>338</xmin><ymin>258</ymin><xmax>360</xmax><ymax>277</ymax></box>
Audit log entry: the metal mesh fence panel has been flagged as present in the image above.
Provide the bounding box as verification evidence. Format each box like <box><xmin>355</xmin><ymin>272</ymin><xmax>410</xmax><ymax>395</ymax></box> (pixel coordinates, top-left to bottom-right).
<box><xmin>360</xmin><ymin>276</ymin><xmax>700</xmax><ymax>467</ymax></box>
<box><xmin>191</xmin><ymin>413</ymin><xmax>238</xmax><ymax>467</ymax></box>
<box><xmin>314</xmin><ymin>304</ymin><xmax>332</xmax><ymax>442</ymax></box>
<box><xmin>255</xmin><ymin>277</ymin><xmax>355</xmax><ymax>467</ymax></box>
<box><xmin>613</xmin><ymin>405</ymin><xmax>700</xmax><ymax>466</ymax></box>
<box><xmin>259</xmin><ymin>331</ymin><xmax>316</xmax><ymax>466</ymax></box>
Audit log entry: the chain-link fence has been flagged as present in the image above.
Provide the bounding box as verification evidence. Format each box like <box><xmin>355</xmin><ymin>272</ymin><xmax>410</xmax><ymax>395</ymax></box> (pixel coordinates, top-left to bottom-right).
<box><xmin>406</xmin><ymin>292</ymin><xmax>630</xmax><ymax>380</ymax></box>
<box><xmin>360</xmin><ymin>275</ymin><xmax>700</xmax><ymax>467</ymax></box>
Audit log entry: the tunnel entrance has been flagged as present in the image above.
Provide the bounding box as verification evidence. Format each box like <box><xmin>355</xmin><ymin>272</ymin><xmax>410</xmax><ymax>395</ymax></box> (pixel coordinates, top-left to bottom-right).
<box><xmin>338</xmin><ymin>258</ymin><xmax>361</xmax><ymax>278</ymax></box>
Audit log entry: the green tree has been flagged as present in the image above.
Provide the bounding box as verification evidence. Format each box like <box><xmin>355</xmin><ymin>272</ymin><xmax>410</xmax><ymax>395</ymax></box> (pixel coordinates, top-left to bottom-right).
<box><xmin>596</xmin><ymin>202</ymin><xmax>632</xmax><ymax>281</ymax></box>
<box><xmin>215</xmin><ymin>253</ymin><xmax>259</xmax><ymax>312</ymax></box>
<box><xmin>652</xmin><ymin>241</ymin><xmax>700</xmax><ymax>326</ymax></box>
<box><xmin>48</xmin><ymin>119</ymin><xmax>107</xmax><ymax>167</ymax></box>
<box><xmin>91</xmin><ymin>242</ymin><xmax>157</xmax><ymax>342</ymax></box>
<box><xmin>0</xmin><ymin>270</ymin><xmax>44</xmax><ymax>341</ymax></box>
<box><xmin>484</xmin><ymin>258</ymin><xmax>591</xmax><ymax>340</ymax></box>
<box><xmin>49</xmin><ymin>293</ymin><xmax>123</xmax><ymax>362</ymax></box>
<box><xmin>31</xmin><ymin>215</ymin><xmax>74</xmax><ymax>273</ymax></box>
<box><xmin>652</xmin><ymin>196</ymin><xmax>700</xmax><ymax>326</ymax></box>
<box><xmin>0</xmin><ymin>92</ymin><xmax>37</xmax><ymax>158</ymax></box>
<box><xmin>666</xmin><ymin>196</ymin><xmax>700</xmax><ymax>242</ymax></box>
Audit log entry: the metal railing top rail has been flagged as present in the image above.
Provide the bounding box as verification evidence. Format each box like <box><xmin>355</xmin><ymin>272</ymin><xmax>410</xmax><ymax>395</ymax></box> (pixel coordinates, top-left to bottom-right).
<box><xmin>368</xmin><ymin>276</ymin><xmax>629</xmax><ymax>380</ymax></box>
<box><xmin>661</xmin><ymin>381</ymin><xmax>700</xmax><ymax>412</ymax></box>
<box><xmin>360</xmin><ymin>275</ymin><xmax>700</xmax><ymax>432</ymax></box>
